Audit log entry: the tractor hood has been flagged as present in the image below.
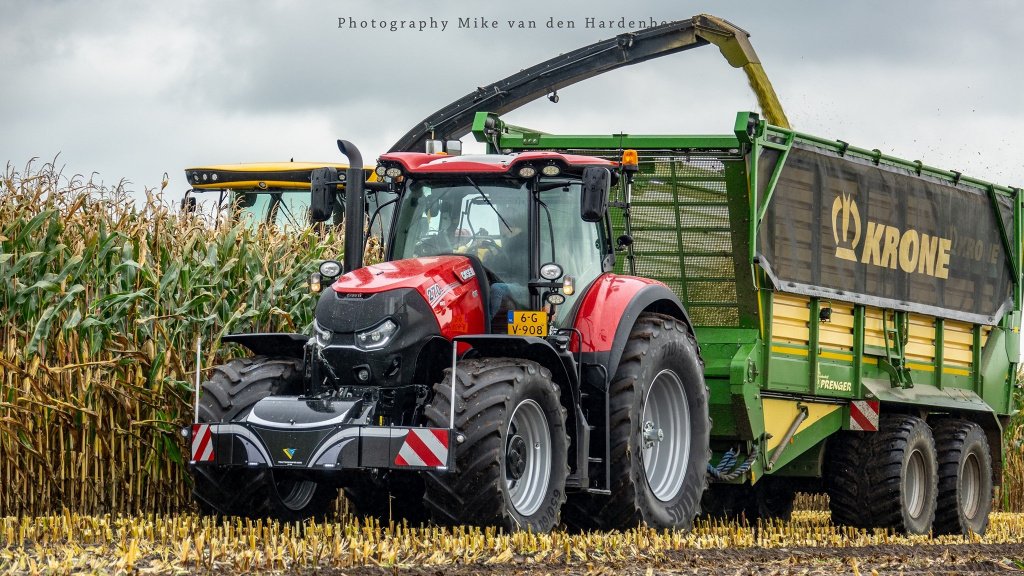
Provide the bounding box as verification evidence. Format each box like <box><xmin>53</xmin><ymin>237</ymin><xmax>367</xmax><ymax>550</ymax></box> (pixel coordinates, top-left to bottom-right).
<box><xmin>326</xmin><ymin>255</ymin><xmax>487</xmax><ymax>340</ymax></box>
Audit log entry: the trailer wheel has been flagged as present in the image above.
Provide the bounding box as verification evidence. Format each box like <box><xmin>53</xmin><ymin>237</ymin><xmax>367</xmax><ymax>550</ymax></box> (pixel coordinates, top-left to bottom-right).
<box><xmin>828</xmin><ymin>414</ymin><xmax>937</xmax><ymax>534</ymax></box>
<box><xmin>423</xmin><ymin>358</ymin><xmax>568</xmax><ymax>532</ymax></box>
<box><xmin>932</xmin><ymin>419</ymin><xmax>992</xmax><ymax>536</ymax></box>
<box><xmin>191</xmin><ymin>356</ymin><xmax>338</xmax><ymax>522</ymax></box>
<box><xmin>600</xmin><ymin>313</ymin><xmax>710</xmax><ymax>530</ymax></box>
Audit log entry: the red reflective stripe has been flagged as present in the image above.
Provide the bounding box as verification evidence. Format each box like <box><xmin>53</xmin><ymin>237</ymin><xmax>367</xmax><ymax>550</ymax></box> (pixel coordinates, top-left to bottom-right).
<box><xmin>405</xmin><ymin>430</ymin><xmax>443</xmax><ymax>468</ymax></box>
<box><xmin>431</xmin><ymin>429</ymin><xmax>449</xmax><ymax>449</ymax></box>
<box><xmin>192</xmin><ymin>425</ymin><xmax>212</xmax><ymax>460</ymax></box>
<box><xmin>395</xmin><ymin>453</ymin><xmax>409</xmax><ymax>467</ymax></box>
<box><xmin>850</xmin><ymin>405</ymin><xmax>875</xmax><ymax>431</ymax></box>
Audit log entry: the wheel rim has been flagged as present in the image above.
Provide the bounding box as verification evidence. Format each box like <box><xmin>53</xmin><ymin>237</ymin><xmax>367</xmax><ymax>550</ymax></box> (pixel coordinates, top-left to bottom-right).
<box><xmin>961</xmin><ymin>452</ymin><xmax>981</xmax><ymax>519</ymax></box>
<box><xmin>505</xmin><ymin>399</ymin><xmax>552</xmax><ymax>517</ymax></box>
<box><xmin>641</xmin><ymin>369</ymin><xmax>691</xmax><ymax>502</ymax></box>
<box><xmin>905</xmin><ymin>449</ymin><xmax>926</xmax><ymax>519</ymax></box>
<box><xmin>276</xmin><ymin>476</ymin><xmax>317</xmax><ymax>511</ymax></box>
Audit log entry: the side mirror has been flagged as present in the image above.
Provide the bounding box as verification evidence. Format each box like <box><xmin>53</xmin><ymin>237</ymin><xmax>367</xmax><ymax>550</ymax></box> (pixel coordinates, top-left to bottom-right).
<box><xmin>310</xmin><ymin>167</ymin><xmax>338</xmax><ymax>223</ymax></box>
<box><xmin>581</xmin><ymin>166</ymin><xmax>610</xmax><ymax>222</ymax></box>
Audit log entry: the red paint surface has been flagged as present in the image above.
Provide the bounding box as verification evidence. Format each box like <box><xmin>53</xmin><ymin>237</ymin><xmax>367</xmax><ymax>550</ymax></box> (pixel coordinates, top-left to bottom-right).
<box><xmin>571</xmin><ymin>273</ymin><xmax>668</xmax><ymax>353</ymax></box>
<box><xmin>380</xmin><ymin>151</ymin><xmax>615</xmax><ymax>174</ymax></box>
<box><xmin>331</xmin><ymin>256</ymin><xmax>486</xmax><ymax>340</ymax></box>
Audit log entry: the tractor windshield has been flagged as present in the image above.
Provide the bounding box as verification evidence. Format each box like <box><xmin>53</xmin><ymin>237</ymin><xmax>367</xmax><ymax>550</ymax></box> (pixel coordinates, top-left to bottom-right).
<box><xmin>392</xmin><ymin>178</ymin><xmax>531</xmax><ymax>307</ymax></box>
<box><xmin>392</xmin><ymin>177</ymin><xmax>606</xmax><ymax>329</ymax></box>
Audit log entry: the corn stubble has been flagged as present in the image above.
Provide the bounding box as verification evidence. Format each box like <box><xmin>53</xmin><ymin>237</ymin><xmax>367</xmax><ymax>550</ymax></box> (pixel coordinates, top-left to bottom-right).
<box><xmin>1</xmin><ymin>161</ymin><xmax>1023</xmax><ymax>523</ymax></box>
<box><xmin>2</xmin><ymin>512</ymin><xmax>1024</xmax><ymax>574</ymax></box>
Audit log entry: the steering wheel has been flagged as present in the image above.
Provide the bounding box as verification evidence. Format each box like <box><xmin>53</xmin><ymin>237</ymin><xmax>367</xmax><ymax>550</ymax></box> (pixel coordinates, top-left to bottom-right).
<box><xmin>469</xmin><ymin>238</ymin><xmax>513</xmax><ymax>274</ymax></box>
<box><xmin>413</xmin><ymin>235</ymin><xmax>450</xmax><ymax>257</ymax></box>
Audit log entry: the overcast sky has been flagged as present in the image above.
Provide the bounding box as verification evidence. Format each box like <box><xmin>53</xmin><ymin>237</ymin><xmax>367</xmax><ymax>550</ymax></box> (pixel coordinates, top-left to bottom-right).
<box><xmin>2</xmin><ymin>1</ymin><xmax>1022</xmax><ymax>201</ymax></box>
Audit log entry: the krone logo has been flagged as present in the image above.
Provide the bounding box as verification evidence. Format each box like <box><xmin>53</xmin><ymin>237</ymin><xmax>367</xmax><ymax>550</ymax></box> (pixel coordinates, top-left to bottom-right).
<box><xmin>829</xmin><ymin>193</ymin><xmax>952</xmax><ymax>279</ymax></box>
<box><xmin>831</xmin><ymin>193</ymin><xmax>861</xmax><ymax>261</ymax></box>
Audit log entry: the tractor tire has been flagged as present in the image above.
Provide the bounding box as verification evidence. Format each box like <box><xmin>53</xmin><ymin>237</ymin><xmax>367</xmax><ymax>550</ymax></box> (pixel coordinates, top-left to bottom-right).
<box><xmin>932</xmin><ymin>419</ymin><xmax>993</xmax><ymax>536</ymax></box>
<box><xmin>191</xmin><ymin>355</ymin><xmax>339</xmax><ymax>522</ymax></box>
<box><xmin>828</xmin><ymin>414</ymin><xmax>937</xmax><ymax>534</ymax></box>
<box><xmin>423</xmin><ymin>358</ymin><xmax>569</xmax><ymax>532</ymax></box>
<box><xmin>588</xmin><ymin>313</ymin><xmax>710</xmax><ymax>530</ymax></box>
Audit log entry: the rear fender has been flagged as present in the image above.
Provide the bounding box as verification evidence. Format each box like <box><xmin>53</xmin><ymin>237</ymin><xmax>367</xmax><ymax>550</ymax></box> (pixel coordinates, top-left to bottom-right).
<box><xmin>573</xmin><ymin>275</ymin><xmax>693</xmax><ymax>386</ymax></box>
<box><xmin>222</xmin><ymin>333</ymin><xmax>309</xmax><ymax>359</ymax></box>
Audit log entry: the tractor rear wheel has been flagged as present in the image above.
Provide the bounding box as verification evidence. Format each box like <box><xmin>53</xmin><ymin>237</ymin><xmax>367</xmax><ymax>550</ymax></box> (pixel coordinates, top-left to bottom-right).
<box><xmin>423</xmin><ymin>358</ymin><xmax>569</xmax><ymax>532</ymax></box>
<box><xmin>191</xmin><ymin>356</ymin><xmax>339</xmax><ymax>522</ymax></box>
<box><xmin>932</xmin><ymin>419</ymin><xmax>992</xmax><ymax>536</ymax></box>
<box><xmin>585</xmin><ymin>313</ymin><xmax>710</xmax><ymax>530</ymax></box>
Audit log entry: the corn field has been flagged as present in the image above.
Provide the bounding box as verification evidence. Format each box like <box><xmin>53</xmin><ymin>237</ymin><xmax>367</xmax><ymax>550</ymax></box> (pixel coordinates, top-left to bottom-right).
<box><xmin>0</xmin><ymin>162</ymin><xmax>341</xmax><ymax>516</ymax></box>
<box><xmin>0</xmin><ymin>162</ymin><xmax>1022</xmax><ymax>519</ymax></box>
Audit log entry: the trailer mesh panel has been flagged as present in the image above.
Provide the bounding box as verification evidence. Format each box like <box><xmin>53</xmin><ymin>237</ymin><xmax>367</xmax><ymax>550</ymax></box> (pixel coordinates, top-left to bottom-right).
<box><xmin>563</xmin><ymin>149</ymin><xmax>740</xmax><ymax>327</ymax></box>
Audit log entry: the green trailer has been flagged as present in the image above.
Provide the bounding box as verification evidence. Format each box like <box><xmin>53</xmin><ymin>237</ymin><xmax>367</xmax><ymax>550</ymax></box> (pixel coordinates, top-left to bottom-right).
<box><xmin>472</xmin><ymin>110</ymin><xmax>1022</xmax><ymax>535</ymax></box>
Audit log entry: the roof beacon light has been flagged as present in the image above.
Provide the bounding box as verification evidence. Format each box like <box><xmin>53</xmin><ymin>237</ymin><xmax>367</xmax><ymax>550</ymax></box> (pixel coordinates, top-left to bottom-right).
<box><xmin>622</xmin><ymin>149</ymin><xmax>639</xmax><ymax>172</ymax></box>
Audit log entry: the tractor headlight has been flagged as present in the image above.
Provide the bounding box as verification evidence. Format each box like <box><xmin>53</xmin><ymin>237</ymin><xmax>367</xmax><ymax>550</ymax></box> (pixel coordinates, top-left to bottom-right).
<box><xmin>319</xmin><ymin>260</ymin><xmax>342</xmax><ymax>278</ymax></box>
<box><xmin>355</xmin><ymin>319</ymin><xmax>398</xmax><ymax>350</ymax></box>
<box><xmin>541</xmin><ymin>164</ymin><xmax>560</xmax><ymax>177</ymax></box>
<box><xmin>540</xmin><ymin>262</ymin><xmax>563</xmax><ymax>280</ymax></box>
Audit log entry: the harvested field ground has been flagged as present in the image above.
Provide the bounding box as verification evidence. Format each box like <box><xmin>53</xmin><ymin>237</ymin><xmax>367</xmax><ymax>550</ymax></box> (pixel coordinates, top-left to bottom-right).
<box><xmin>1</xmin><ymin>512</ymin><xmax>1022</xmax><ymax>575</ymax></box>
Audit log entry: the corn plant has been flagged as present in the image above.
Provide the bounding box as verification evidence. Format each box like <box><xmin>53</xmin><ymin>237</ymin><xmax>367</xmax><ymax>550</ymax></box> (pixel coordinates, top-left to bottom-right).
<box><xmin>0</xmin><ymin>161</ymin><xmax>341</xmax><ymax>516</ymax></box>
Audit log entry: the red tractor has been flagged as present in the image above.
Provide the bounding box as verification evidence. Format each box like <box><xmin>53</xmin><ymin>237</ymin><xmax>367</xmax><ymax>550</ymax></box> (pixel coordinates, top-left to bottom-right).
<box><xmin>189</xmin><ymin>140</ymin><xmax>710</xmax><ymax>531</ymax></box>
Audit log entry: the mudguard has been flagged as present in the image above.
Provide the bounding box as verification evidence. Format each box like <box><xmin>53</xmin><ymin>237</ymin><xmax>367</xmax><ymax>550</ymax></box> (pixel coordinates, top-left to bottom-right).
<box><xmin>573</xmin><ymin>274</ymin><xmax>693</xmax><ymax>386</ymax></box>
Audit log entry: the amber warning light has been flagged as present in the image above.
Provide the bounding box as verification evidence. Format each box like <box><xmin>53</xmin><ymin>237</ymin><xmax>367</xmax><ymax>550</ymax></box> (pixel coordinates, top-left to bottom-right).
<box><xmin>621</xmin><ymin>149</ymin><xmax>639</xmax><ymax>172</ymax></box>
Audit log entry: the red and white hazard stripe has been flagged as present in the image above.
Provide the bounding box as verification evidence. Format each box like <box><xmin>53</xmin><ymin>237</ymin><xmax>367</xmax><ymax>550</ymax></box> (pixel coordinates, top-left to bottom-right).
<box><xmin>191</xmin><ymin>424</ymin><xmax>215</xmax><ymax>462</ymax></box>
<box><xmin>394</xmin><ymin>428</ymin><xmax>449</xmax><ymax>469</ymax></box>
<box><xmin>849</xmin><ymin>400</ymin><xmax>880</xmax><ymax>432</ymax></box>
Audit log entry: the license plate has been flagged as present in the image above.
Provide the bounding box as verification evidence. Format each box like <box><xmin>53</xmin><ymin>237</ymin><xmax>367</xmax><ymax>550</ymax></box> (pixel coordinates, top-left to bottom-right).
<box><xmin>507</xmin><ymin>310</ymin><xmax>547</xmax><ymax>337</ymax></box>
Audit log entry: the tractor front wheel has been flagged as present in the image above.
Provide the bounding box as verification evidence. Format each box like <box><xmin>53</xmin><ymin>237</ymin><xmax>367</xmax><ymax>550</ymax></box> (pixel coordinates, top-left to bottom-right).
<box><xmin>423</xmin><ymin>358</ymin><xmax>569</xmax><ymax>532</ymax></box>
<box><xmin>191</xmin><ymin>356</ymin><xmax>338</xmax><ymax>522</ymax></box>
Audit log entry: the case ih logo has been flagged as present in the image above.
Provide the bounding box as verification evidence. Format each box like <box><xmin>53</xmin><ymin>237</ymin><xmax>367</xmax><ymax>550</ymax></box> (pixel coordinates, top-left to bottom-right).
<box><xmin>831</xmin><ymin>193</ymin><xmax>952</xmax><ymax>279</ymax></box>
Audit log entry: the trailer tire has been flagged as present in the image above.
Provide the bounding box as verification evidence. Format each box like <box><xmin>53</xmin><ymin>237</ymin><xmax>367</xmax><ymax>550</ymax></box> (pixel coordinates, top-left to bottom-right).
<box><xmin>932</xmin><ymin>419</ymin><xmax>992</xmax><ymax>536</ymax></box>
<box><xmin>825</xmin><ymin>431</ymin><xmax>872</xmax><ymax>528</ymax></box>
<box><xmin>830</xmin><ymin>414</ymin><xmax>937</xmax><ymax>534</ymax></box>
<box><xmin>191</xmin><ymin>356</ymin><xmax>338</xmax><ymax>522</ymax></box>
<box><xmin>423</xmin><ymin>358</ymin><xmax>568</xmax><ymax>532</ymax></box>
<box><xmin>600</xmin><ymin>313</ymin><xmax>710</xmax><ymax>530</ymax></box>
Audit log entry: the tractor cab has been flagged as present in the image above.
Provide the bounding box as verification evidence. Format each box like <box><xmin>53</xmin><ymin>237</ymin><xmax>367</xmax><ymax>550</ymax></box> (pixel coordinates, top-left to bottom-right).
<box><xmin>377</xmin><ymin>153</ymin><xmax>615</xmax><ymax>332</ymax></box>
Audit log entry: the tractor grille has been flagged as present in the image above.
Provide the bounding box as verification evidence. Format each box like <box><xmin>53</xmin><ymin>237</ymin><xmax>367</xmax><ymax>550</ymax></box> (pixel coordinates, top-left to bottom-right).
<box><xmin>565</xmin><ymin>149</ymin><xmax>741</xmax><ymax>327</ymax></box>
